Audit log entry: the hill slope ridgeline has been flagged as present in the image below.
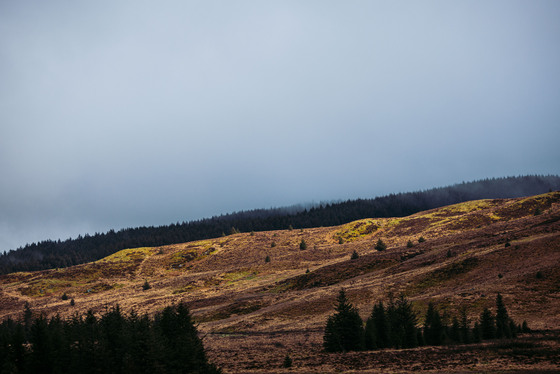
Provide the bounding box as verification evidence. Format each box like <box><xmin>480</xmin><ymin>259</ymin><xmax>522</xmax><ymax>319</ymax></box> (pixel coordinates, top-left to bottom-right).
<box><xmin>1</xmin><ymin>174</ymin><xmax>559</xmax><ymax>275</ymax></box>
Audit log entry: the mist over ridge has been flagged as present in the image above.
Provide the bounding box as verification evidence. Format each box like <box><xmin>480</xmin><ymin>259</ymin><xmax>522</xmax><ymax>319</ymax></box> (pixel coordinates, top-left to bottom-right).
<box><xmin>1</xmin><ymin>175</ymin><xmax>559</xmax><ymax>275</ymax></box>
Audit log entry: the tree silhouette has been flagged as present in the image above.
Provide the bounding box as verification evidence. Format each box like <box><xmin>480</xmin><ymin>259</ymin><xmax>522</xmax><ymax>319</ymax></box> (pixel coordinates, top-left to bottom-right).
<box><xmin>480</xmin><ymin>307</ymin><xmax>495</xmax><ymax>340</ymax></box>
<box><xmin>323</xmin><ymin>289</ymin><xmax>364</xmax><ymax>352</ymax></box>
<box><xmin>495</xmin><ymin>293</ymin><xmax>511</xmax><ymax>339</ymax></box>
<box><xmin>374</xmin><ymin>239</ymin><xmax>386</xmax><ymax>251</ymax></box>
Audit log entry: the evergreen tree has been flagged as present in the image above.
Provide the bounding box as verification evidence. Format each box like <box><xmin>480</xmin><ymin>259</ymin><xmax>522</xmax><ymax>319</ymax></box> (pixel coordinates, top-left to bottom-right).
<box><xmin>0</xmin><ymin>303</ymin><xmax>221</xmax><ymax>374</ymax></box>
<box><xmin>449</xmin><ymin>317</ymin><xmax>461</xmax><ymax>343</ymax></box>
<box><xmin>423</xmin><ymin>302</ymin><xmax>444</xmax><ymax>346</ymax></box>
<box><xmin>365</xmin><ymin>301</ymin><xmax>391</xmax><ymax>350</ymax></box>
<box><xmin>495</xmin><ymin>293</ymin><xmax>511</xmax><ymax>338</ymax></box>
<box><xmin>299</xmin><ymin>239</ymin><xmax>307</xmax><ymax>250</ymax></box>
<box><xmin>282</xmin><ymin>354</ymin><xmax>292</xmax><ymax>368</ymax></box>
<box><xmin>460</xmin><ymin>308</ymin><xmax>471</xmax><ymax>344</ymax></box>
<box><xmin>374</xmin><ymin>239</ymin><xmax>386</xmax><ymax>251</ymax></box>
<box><xmin>323</xmin><ymin>289</ymin><xmax>364</xmax><ymax>352</ymax></box>
<box><xmin>350</xmin><ymin>250</ymin><xmax>359</xmax><ymax>260</ymax></box>
<box><xmin>472</xmin><ymin>321</ymin><xmax>482</xmax><ymax>343</ymax></box>
<box><xmin>364</xmin><ymin>315</ymin><xmax>377</xmax><ymax>350</ymax></box>
<box><xmin>480</xmin><ymin>307</ymin><xmax>495</xmax><ymax>340</ymax></box>
<box><xmin>387</xmin><ymin>295</ymin><xmax>418</xmax><ymax>348</ymax></box>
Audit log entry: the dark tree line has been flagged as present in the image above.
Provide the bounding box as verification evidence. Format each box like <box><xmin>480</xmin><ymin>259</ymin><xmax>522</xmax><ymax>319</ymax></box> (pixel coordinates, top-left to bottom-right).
<box><xmin>324</xmin><ymin>290</ymin><xmax>529</xmax><ymax>352</ymax></box>
<box><xmin>0</xmin><ymin>303</ymin><xmax>220</xmax><ymax>374</ymax></box>
<box><xmin>2</xmin><ymin>175</ymin><xmax>559</xmax><ymax>275</ymax></box>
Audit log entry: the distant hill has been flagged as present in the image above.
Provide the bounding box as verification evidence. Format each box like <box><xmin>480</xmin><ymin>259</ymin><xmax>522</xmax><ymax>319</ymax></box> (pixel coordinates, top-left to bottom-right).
<box><xmin>1</xmin><ymin>174</ymin><xmax>559</xmax><ymax>275</ymax></box>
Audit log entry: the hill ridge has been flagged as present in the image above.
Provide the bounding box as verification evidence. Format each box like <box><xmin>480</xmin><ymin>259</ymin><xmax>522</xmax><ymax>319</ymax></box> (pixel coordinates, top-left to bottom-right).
<box><xmin>1</xmin><ymin>174</ymin><xmax>559</xmax><ymax>275</ymax></box>
<box><xmin>1</xmin><ymin>191</ymin><xmax>559</xmax><ymax>323</ymax></box>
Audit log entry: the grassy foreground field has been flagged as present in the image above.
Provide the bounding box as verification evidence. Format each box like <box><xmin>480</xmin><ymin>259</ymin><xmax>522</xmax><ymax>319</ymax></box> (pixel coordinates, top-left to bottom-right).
<box><xmin>1</xmin><ymin>192</ymin><xmax>560</xmax><ymax>372</ymax></box>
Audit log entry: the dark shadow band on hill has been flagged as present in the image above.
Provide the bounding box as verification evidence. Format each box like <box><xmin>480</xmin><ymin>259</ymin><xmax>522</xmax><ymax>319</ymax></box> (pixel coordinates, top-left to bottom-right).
<box><xmin>1</xmin><ymin>174</ymin><xmax>559</xmax><ymax>275</ymax></box>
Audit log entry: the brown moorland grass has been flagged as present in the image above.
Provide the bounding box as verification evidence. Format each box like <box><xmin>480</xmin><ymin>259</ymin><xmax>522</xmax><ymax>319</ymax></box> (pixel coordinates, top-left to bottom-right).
<box><xmin>1</xmin><ymin>192</ymin><xmax>559</xmax><ymax>372</ymax></box>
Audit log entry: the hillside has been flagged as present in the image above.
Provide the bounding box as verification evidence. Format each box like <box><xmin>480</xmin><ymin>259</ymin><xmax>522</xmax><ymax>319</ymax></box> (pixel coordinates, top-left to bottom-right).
<box><xmin>1</xmin><ymin>192</ymin><xmax>560</xmax><ymax>372</ymax></box>
<box><xmin>2</xmin><ymin>175</ymin><xmax>559</xmax><ymax>275</ymax></box>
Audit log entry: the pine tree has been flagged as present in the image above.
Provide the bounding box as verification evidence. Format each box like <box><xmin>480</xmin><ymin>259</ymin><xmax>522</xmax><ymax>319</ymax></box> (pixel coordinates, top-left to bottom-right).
<box><xmin>460</xmin><ymin>308</ymin><xmax>471</xmax><ymax>344</ymax></box>
<box><xmin>372</xmin><ymin>301</ymin><xmax>390</xmax><ymax>349</ymax></box>
<box><xmin>423</xmin><ymin>302</ymin><xmax>444</xmax><ymax>346</ymax></box>
<box><xmin>299</xmin><ymin>239</ymin><xmax>307</xmax><ymax>250</ymax></box>
<box><xmin>480</xmin><ymin>307</ymin><xmax>495</xmax><ymax>340</ymax></box>
<box><xmin>282</xmin><ymin>354</ymin><xmax>292</xmax><ymax>368</ymax></box>
<box><xmin>364</xmin><ymin>315</ymin><xmax>377</xmax><ymax>350</ymax></box>
<box><xmin>521</xmin><ymin>320</ymin><xmax>530</xmax><ymax>333</ymax></box>
<box><xmin>365</xmin><ymin>301</ymin><xmax>391</xmax><ymax>350</ymax></box>
<box><xmin>374</xmin><ymin>239</ymin><xmax>386</xmax><ymax>251</ymax></box>
<box><xmin>387</xmin><ymin>295</ymin><xmax>418</xmax><ymax>348</ymax></box>
<box><xmin>472</xmin><ymin>321</ymin><xmax>482</xmax><ymax>343</ymax></box>
<box><xmin>323</xmin><ymin>289</ymin><xmax>364</xmax><ymax>352</ymax></box>
<box><xmin>495</xmin><ymin>293</ymin><xmax>511</xmax><ymax>338</ymax></box>
<box><xmin>350</xmin><ymin>250</ymin><xmax>359</xmax><ymax>260</ymax></box>
<box><xmin>449</xmin><ymin>317</ymin><xmax>461</xmax><ymax>343</ymax></box>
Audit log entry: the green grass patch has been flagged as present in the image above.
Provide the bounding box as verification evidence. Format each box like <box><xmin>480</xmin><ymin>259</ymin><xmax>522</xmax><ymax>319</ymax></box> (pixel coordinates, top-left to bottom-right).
<box><xmin>101</xmin><ymin>247</ymin><xmax>155</xmax><ymax>263</ymax></box>
<box><xmin>223</xmin><ymin>270</ymin><xmax>258</xmax><ymax>284</ymax></box>
<box><xmin>18</xmin><ymin>278</ymin><xmax>76</xmax><ymax>297</ymax></box>
<box><xmin>168</xmin><ymin>246</ymin><xmax>218</xmax><ymax>269</ymax></box>
<box><xmin>335</xmin><ymin>219</ymin><xmax>378</xmax><ymax>242</ymax></box>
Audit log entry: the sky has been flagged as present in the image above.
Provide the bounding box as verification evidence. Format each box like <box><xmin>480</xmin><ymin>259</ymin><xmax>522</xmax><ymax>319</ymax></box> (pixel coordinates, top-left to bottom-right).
<box><xmin>1</xmin><ymin>1</ymin><xmax>560</xmax><ymax>252</ymax></box>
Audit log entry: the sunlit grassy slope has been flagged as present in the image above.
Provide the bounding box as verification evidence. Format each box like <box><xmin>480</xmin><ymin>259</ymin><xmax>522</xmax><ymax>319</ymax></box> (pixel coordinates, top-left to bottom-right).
<box><xmin>1</xmin><ymin>192</ymin><xmax>559</xmax><ymax>335</ymax></box>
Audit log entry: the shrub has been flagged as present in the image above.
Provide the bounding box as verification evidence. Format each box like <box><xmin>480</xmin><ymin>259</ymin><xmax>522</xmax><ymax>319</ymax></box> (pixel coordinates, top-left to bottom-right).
<box><xmin>534</xmin><ymin>207</ymin><xmax>542</xmax><ymax>215</ymax></box>
<box><xmin>265</xmin><ymin>255</ymin><xmax>271</xmax><ymax>263</ymax></box>
<box><xmin>521</xmin><ymin>320</ymin><xmax>530</xmax><ymax>333</ymax></box>
<box><xmin>282</xmin><ymin>354</ymin><xmax>292</xmax><ymax>368</ymax></box>
<box><xmin>407</xmin><ymin>240</ymin><xmax>414</xmax><ymax>248</ymax></box>
<box><xmin>351</xmin><ymin>250</ymin><xmax>359</xmax><ymax>260</ymax></box>
<box><xmin>300</xmin><ymin>239</ymin><xmax>307</xmax><ymax>251</ymax></box>
<box><xmin>271</xmin><ymin>241</ymin><xmax>276</xmax><ymax>248</ymax></box>
<box><xmin>142</xmin><ymin>280</ymin><xmax>151</xmax><ymax>290</ymax></box>
<box><xmin>418</xmin><ymin>237</ymin><xmax>426</xmax><ymax>243</ymax></box>
<box><xmin>374</xmin><ymin>239</ymin><xmax>386</xmax><ymax>251</ymax></box>
<box><xmin>61</xmin><ymin>293</ymin><xmax>69</xmax><ymax>301</ymax></box>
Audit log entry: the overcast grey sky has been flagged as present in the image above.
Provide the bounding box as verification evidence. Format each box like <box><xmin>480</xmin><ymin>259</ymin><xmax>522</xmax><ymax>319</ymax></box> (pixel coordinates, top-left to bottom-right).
<box><xmin>1</xmin><ymin>1</ymin><xmax>559</xmax><ymax>251</ymax></box>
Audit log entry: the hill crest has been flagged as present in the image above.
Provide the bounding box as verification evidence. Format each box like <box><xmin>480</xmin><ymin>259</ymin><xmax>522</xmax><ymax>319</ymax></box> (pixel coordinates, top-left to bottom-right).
<box><xmin>1</xmin><ymin>192</ymin><xmax>559</xmax><ymax>330</ymax></box>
